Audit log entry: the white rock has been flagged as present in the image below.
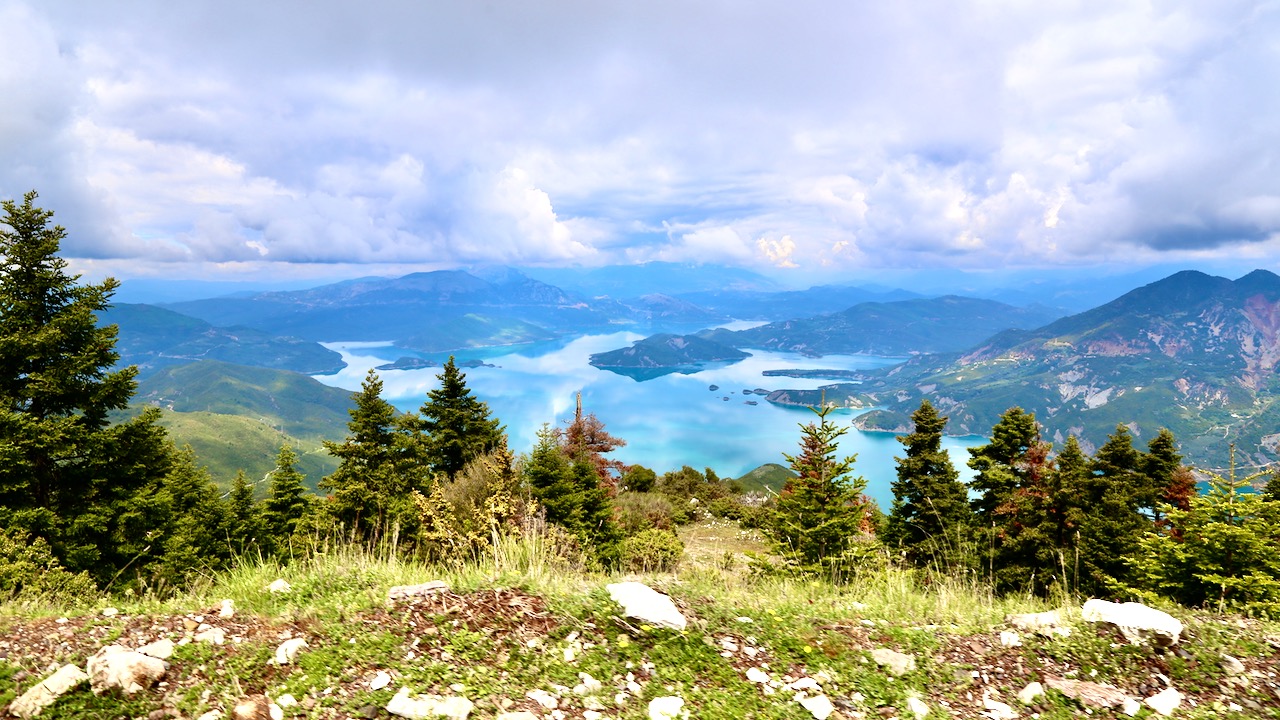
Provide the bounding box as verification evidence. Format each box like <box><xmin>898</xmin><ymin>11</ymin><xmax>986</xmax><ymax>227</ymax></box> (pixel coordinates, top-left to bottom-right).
<box><xmin>9</xmin><ymin>664</ymin><xmax>89</xmax><ymax>719</ymax></box>
<box><xmin>274</xmin><ymin>637</ymin><xmax>308</xmax><ymax>665</ymax></box>
<box><xmin>906</xmin><ymin>695</ymin><xmax>930</xmax><ymax>720</ymax></box>
<box><xmin>101</xmin><ymin>607</ymin><xmax>119</xmax><ymax>617</ymax></box>
<box><xmin>583</xmin><ymin>712</ymin><xmax>603</xmax><ymax>720</ymax></box>
<box><xmin>648</xmin><ymin>696</ymin><xmax>687</xmax><ymax>720</ymax></box>
<box><xmin>137</xmin><ymin>638</ymin><xmax>175</xmax><ymax>660</ymax></box>
<box><xmin>386</xmin><ymin>687</ymin><xmax>474</xmax><ymax>720</ymax></box>
<box><xmin>576</xmin><ymin>672</ymin><xmax>603</xmax><ymax>693</ymax></box>
<box><xmin>1221</xmin><ymin>653</ymin><xmax>1246</xmax><ymax>675</ymax></box>
<box><xmin>496</xmin><ymin>714</ymin><xmax>539</xmax><ymax>720</ymax></box>
<box><xmin>999</xmin><ymin>630</ymin><xmax>1022</xmax><ymax>647</ymax></box>
<box><xmin>219</xmin><ymin>599</ymin><xmax>235</xmax><ymax>618</ymax></box>
<box><xmin>267</xmin><ymin>578</ymin><xmax>291</xmax><ymax>593</ymax></box>
<box><xmin>736</xmin><ymin>616</ymin><xmax>754</xmax><ymax>623</ymax></box>
<box><xmin>371</xmin><ymin>671</ymin><xmax>392</xmax><ymax>690</ymax></box>
<box><xmin>871</xmin><ymin>647</ymin><xmax>916</xmax><ymax>677</ymax></box>
<box><xmin>233</xmin><ymin>695</ymin><xmax>281</xmax><ymax>720</ymax></box>
<box><xmin>196</xmin><ymin>712</ymin><xmax>222</xmax><ymax>720</ymax></box>
<box><xmin>786</xmin><ymin>677</ymin><xmax>822</xmax><ymax>692</ymax></box>
<box><xmin>277</xmin><ymin>694</ymin><xmax>298</xmax><ymax>707</ymax></box>
<box><xmin>606</xmin><ymin>582</ymin><xmax>687</xmax><ymax>631</ymax></box>
<box><xmin>1122</xmin><ymin>698</ymin><xmax>1142</xmax><ymax>717</ymax></box>
<box><xmin>1144</xmin><ymin>687</ymin><xmax>1183</xmax><ymax>716</ymax></box>
<box><xmin>1081</xmin><ymin>598</ymin><xmax>1182</xmax><ymax>646</ymax></box>
<box><xmin>195</xmin><ymin>627</ymin><xmax>226</xmax><ymax>645</ymax></box>
<box><xmin>981</xmin><ymin>692</ymin><xmax>1019</xmax><ymax>720</ymax></box>
<box><xmin>526</xmin><ymin>689</ymin><xmax>559</xmax><ymax>709</ymax></box>
<box><xmin>1007</xmin><ymin>610</ymin><xmax>1061</xmax><ymax>633</ymax></box>
<box><xmin>1016</xmin><ymin>681</ymin><xmax>1044</xmax><ymax>704</ymax></box>
<box><xmin>387</xmin><ymin>580</ymin><xmax>450</xmax><ymax>605</ymax></box>
<box><xmin>797</xmin><ymin>694</ymin><xmax>835</xmax><ymax>720</ymax></box>
<box><xmin>746</xmin><ymin>667</ymin><xmax>770</xmax><ymax>684</ymax></box>
<box><xmin>86</xmin><ymin>645</ymin><xmax>168</xmax><ymax>695</ymax></box>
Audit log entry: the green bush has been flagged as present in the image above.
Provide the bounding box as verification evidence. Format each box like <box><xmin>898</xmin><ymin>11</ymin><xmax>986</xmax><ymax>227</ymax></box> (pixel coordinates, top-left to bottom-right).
<box><xmin>708</xmin><ymin>497</ymin><xmax>768</xmax><ymax>528</ymax></box>
<box><xmin>614</xmin><ymin>491</ymin><xmax>681</xmax><ymax>533</ymax></box>
<box><xmin>0</xmin><ymin>527</ymin><xmax>96</xmax><ymax>603</ymax></box>
<box><xmin>620</xmin><ymin>529</ymin><xmax>684</xmax><ymax>573</ymax></box>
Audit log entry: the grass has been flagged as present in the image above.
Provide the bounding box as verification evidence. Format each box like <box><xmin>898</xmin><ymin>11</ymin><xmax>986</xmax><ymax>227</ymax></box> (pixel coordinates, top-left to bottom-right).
<box><xmin>3</xmin><ymin>521</ymin><xmax>1280</xmax><ymax>719</ymax></box>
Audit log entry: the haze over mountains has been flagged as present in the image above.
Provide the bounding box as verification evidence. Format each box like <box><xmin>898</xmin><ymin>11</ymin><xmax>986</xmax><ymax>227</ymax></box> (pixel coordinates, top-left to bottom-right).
<box><xmin>105</xmin><ymin>263</ymin><xmax>1280</xmax><ymax>483</ymax></box>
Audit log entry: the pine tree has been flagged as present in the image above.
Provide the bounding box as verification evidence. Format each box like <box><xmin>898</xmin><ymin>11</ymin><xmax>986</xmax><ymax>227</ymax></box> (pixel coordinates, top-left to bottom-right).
<box><xmin>0</xmin><ymin>191</ymin><xmax>178</xmax><ymax>584</ymax></box>
<box><xmin>262</xmin><ymin>444</ymin><xmax>310</xmax><ymax>554</ymax></box>
<box><xmin>226</xmin><ymin>469</ymin><xmax>265</xmax><ymax>556</ymax></box>
<box><xmin>767</xmin><ymin>404</ymin><xmax>868</xmax><ymax>576</ymax></box>
<box><xmin>321</xmin><ymin>370</ymin><xmax>422</xmax><ymax>544</ymax></box>
<box><xmin>967</xmin><ymin>407</ymin><xmax>1041</xmax><ymax>522</ymax></box>
<box><xmin>885</xmin><ymin>400</ymin><xmax>969</xmax><ymax>568</ymax></box>
<box><xmin>417</xmin><ymin>357</ymin><xmax>504</xmax><ymax>479</ymax></box>
<box><xmin>152</xmin><ymin>447</ymin><xmax>233</xmax><ymax>587</ymax></box>
<box><xmin>523</xmin><ymin>424</ymin><xmax>621</xmax><ymax>565</ymax></box>
<box><xmin>1072</xmin><ymin>424</ymin><xmax>1150</xmax><ymax>594</ymax></box>
<box><xmin>561</xmin><ymin>392</ymin><xmax>627</xmax><ymax>491</ymax></box>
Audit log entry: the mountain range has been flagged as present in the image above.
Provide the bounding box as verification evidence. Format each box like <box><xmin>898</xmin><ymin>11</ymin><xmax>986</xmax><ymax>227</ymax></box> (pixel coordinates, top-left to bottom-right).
<box><xmin>766</xmin><ymin>270</ymin><xmax>1280</xmax><ymax>468</ymax></box>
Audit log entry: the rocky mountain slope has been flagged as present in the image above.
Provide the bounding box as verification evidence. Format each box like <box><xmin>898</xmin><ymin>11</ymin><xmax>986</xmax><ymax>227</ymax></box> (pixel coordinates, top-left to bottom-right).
<box><xmin>768</xmin><ymin>270</ymin><xmax>1280</xmax><ymax>467</ymax></box>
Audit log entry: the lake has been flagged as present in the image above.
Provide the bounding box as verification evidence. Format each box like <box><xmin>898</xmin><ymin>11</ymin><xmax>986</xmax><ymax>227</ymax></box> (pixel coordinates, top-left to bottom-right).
<box><xmin>312</xmin><ymin>331</ymin><xmax>984</xmax><ymax>508</ymax></box>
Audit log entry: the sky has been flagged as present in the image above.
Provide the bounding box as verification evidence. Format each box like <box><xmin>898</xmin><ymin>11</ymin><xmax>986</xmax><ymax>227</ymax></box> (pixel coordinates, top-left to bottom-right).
<box><xmin>2</xmin><ymin>0</ymin><xmax>1279</xmax><ymax>288</ymax></box>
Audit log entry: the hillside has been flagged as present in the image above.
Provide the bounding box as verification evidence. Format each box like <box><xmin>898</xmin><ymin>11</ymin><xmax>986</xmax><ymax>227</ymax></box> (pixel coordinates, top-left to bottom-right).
<box><xmin>767</xmin><ymin>270</ymin><xmax>1280</xmax><ymax>467</ymax></box>
<box><xmin>708</xmin><ymin>295</ymin><xmax>1065</xmax><ymax>356</ymax></box>
<box><xmin>588</xmin><ymin>333</ymin><xmax>751</xmax><ymax>380</ymax></box>
<box><xmin>104</xmin><ymin>303</ymin><xmax>345</xmax><ymax>376</ymax></box>
<box><xmin>133</xmin><ymin>361</ymin><xmax>355</xmax><ymax>487</ymax></box>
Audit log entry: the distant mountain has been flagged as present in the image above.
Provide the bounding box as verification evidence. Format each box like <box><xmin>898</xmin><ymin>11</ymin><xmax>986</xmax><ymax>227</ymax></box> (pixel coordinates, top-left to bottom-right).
<box><xmin>706</xmin><ymin>296</ymin><xmax>1066</xmax><ymax>356</ymax></box>
<box><xmin>163</xmin><ymin>269</ymin><xmax>627</xmax><ymax>346</ymax></box>
<box><xmin>522</xmin><ymin>262</ymin><xmax>784</xmax><ymax>297</ymax></box>
<box><xmin>589</xmin><ymin>333</ymin><xmax>751</xmax><ymax>380</ymax></box>
<box><xmin>673</xmin><ymin>285</ymin><xmax>922</xmax><ymax>321</ymax></box>
<box><xmin>134</xmin><ymin>361</ymin><xmax>355</xmax><ymax>488</ymax></box>
<box><xmin>767</xmin><ymin>270</ymin><xmax>1280</xmax><ymax>468</ymax></box>
<box><xmin>104</xmin><ymin>303</ymin><xmax>345</xmax><ymax>376</ymax></box>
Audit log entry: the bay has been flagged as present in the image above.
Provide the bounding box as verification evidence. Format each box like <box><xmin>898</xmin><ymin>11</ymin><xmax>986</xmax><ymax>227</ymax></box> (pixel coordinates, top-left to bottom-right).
<box><xmin>312</xmin><ymin>332</ymin><xmax>984</xmax><ymax>508</ymax></box>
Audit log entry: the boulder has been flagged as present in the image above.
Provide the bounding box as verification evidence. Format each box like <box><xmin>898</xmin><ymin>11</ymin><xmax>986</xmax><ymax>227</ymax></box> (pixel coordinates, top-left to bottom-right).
<box><xmin>648</xmin><ymin>696</ymin><xmax>687</xmax><ymax>720</ymax></box>
<box><xmin>1144</xmin><ymin>688</ymin><xmax>1183</xmax><ymax>716</ymax></box>
<box><xmin>9</xmin><ymin>664</ymin><xmax>88</xmax><ymax>719</ymax></box>
<box><xmin>1081</xmin><ymin>599</ymin><xmax>1182</xmax><ymax>646</ymax></box>
<box><xmin>386</xmin><ymin>687</ymin><xmax>473</xmax><ymax>719</ymax></box>
<box><xmin>870</xmin><ymin>647</ymin><xmax>916</xmax><ymax>677</ymax></box>
<box><xmin>1016</xmin><ymin>681</ymin><xmax>1044</xmax><ymax>705</ymax></box>
<box><xmin>606</xmin><ymin>582</ymin><xmax>688</xmax><ymax>630</ymax></box>
<box><xmin>273</xmin><ymin>637</ymin><xmax>308</xmax><ymax>665</ymax></box>
<box><xmin>1043</xmin><ymin>675</ymin><xmax>1129</xmax><ymax>709</ymax></box>
<box><xmin>86</xmin><ymin>645</ymin><xmax>167</xmax><ymax>695</ymax></box>
<box><xmin>906</xmin><ymin>696</ymin><xmax>930</xmax><ymax>720</ymax></box>
<box><xmin>137</xmin><ymin>639</ymin><xmax>175</xmax><ymax>660</ymax></box>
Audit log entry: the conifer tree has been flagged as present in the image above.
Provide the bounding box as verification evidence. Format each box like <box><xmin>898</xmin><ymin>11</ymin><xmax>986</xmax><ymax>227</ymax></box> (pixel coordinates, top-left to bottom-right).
<box><xmin>885</xmin><ymin>400</ymin><xmax>969</xmax><ymax>567</ymax></box>
<box><xmin>152</xmin><ymin>447</ymin><xmax>233</xmax><ymax>587</ymax></box>
<box><xmin>767</xmin><ymin>404</ymin><xmax>868</xmax><ymax>575</ymax></box>
<box><xmin>262</xmin><ymin>444</ymin><xmax>309</xmax><ymax>554</ymax></box>
<box><xmin>523</xmin><ymin>424</ymin><xmax>621</xmax><ymax>565</ymax></box>
<box><xmin>967</xmin><ymin>407</ymin><xmax>1041</xmax><ymax>522</ymax></box>
<box><xmin>322</xmin><ymin>370</ymin><xmax>421</xmax><ymax>543</ymax></box>
<box><xmin>226</xmin><ymin>469</ymin><xmax>265</xmax><ymax>556</ymax></box>
<box><xmin>0</xmin><ymin>191</ymin><xmax>178</xmax><ymax>584</ymax></box>
<box><xmin>561</xmin><ymin>392</ymin><xmax>627</xmax><ymax>490</ymax></box>
<box><xmin>417</xmin><ymin>357</ymin><xmax>503</xmax><ymax>479</ymax></box>
<box><xmin>1071</xmin><ymin>424</ymin><xmax>1150</xmax><ymax>594</ymax></box>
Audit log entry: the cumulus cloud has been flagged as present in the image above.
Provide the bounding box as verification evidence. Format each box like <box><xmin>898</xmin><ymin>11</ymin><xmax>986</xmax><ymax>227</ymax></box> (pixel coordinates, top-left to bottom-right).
<box><xmin>0</xmin><ymin>0</ymin><xmax>1277</xmax><ymax>278</ymax></box>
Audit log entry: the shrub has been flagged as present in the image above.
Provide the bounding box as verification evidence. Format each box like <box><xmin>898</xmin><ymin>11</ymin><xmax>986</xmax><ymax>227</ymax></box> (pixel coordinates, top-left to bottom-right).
<box><xmin>0</xmin><ymin>527</ymin><xmax>96</xmax><ymax>603</ymax></box>
<box><xmin>620</xmin><ymin>529</ymin><xmax>684</xmax><ymax>573</ymax></box>
<box><xmin>614</xmin><ymin>491</ymin><xmax>680</xmax><ymax>533</ymax></box>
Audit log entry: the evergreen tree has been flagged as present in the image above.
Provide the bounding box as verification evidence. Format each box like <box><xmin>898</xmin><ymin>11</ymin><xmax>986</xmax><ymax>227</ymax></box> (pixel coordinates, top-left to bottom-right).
<box><xmin>152</xmin><ymin>447</ymin><xmax>234</xmax><ymax>587</ymax></box>
<box><xmin>321</xmin><ymin>370</ymin><xmax>421</xmax><ymax>543</ymax></box>
<box><xmin>1134</xmin><ymin>446</ymin><xmax>1280</xmax><ymax>613</ymax></box>
<box><xmin>885</xmin><ymin>400</ymin><xmax>969</xmax><ymax>568</ymax></box>
<box><xmin>523</xmin><ymin>424</ymin><xmax>620</xmax><ymax>565</ymax></box>
<box><xmin>417</xmin><ymin>357</ymin><xmax>503</xmax><ymax>479</ymax></box>
<box><xmin>262</xmin><ymin>444</ymin><xmax>309</xmax><ymax>554</ymax></box>
<box><xmin>0</xmin><ymin>191</ymin><xmax>178</xmax><ymax>584</ymax></box>
<box><xmin>226</xmin><ymin>470</ymin><xmax>265</xmax><ymax>556</ymax></box>
<box><xmin>967</xmin><ymin>407</ymin><xmax>1041</xmax><ymax>522</ymax></box>
<box><xmin>767</xmin><ymin>405</ymin><xmax>868</xmax><ymax>575</ymax></box>
<box><xmin>561</xmin><ymin>392</ymin><xmax>627</xmax><ymax>491</ymax></box>
<box><xmin>1071</xmin><ymin>424</ymin><xmax>1150</xmax><ymax>594</ymax></box>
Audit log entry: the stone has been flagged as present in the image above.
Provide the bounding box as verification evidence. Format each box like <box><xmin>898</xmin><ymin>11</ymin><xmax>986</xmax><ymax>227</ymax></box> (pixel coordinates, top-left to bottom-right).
<box><xmin>1016</xmin><ymin>681</ymin><xmax>1044</xmax><ymax>704</ymax></box>
<box><xmin>267</xmin><ymin>579</ymin><xmax>291</xmax><ymax>593</ymax></box>
<box><xmin>1006</xmin><ymin>609</ymin><xmax>1063</xmax><ymax>633</ymax></box>
<box><xmin>387</xmin><ymin>580</ymin><xmax>450</xmax><ymax>605</ymax></box>
<box><xmin>496</xmin><ymin>714</ymin><xmax>539</xmax><ymax>720</ymax></box>
<box><xmin>526</xmin><ymin>689</ymin><xmax>559</xmax><ymax>709</ymax></box>
<box><xmin>196</xmin><ymin>712</ymin><xmax>223</xmax><ymax>720</ymax></box>
<box><xmin>1122</xmin><ymin>698</ymin><xmax>1142</xmax><ymax>716</ymax></box>
<box><xmin>219</xmin><ymin>599</ymin><xmax>235</xmax><ymax>618</ymax></box>
<box><xmin>981</xmin><ymin>692</ymin><xmax>1018</xmax><ymax>720</ymax></box>
<box><xmin>101</xmin><ymin>607</ymin><xmax>119</xmax><ymax>617</ymax></box>
<box><xmin>194</xmin><ymin>626</ymin><xmax>226</xmax><ymax>645</ymax></box>
<box><xmin>137</xmin><ymin>639</ymin><xmax>175</xmax><ymax>660</ymax></box>
<box><xmin>648</xmin><ymin>696</ymin><xmax>687</xmax><ymax>720</ymax></box>
<box><xmin>9</xmin><ymin>664</ymin><xmax>89</xmax><ymax>719</ymax></box>
<box><xmin>999</xmin><ymin>630</ymin><xmax>1022</xmax><ymax>647</ymax></box>
<box><xmin>371</xmin><ymin>671</ymin><xmax>392</xmax><ymax>690</ymax></box>
<box><xmin>1043</xmin><ymin>676</ymin><xmax>1128</xmax><ymax>709</ymax></box>
<box><xmin>277</xmin><ymin>694</ymin><xmax>298</xmax><ymax>707</ymax></box>
<box><xmin>386</xmin><ymin>687</ymin><xmax>473</xmax><ymax>719</ymax></box>
<box><xmin>786</xmin><ymin>677</ymin><xmax>822</xmax><ymax>692</ymax></box>
<box><xmin>575</xmin><ymin>672</ymin><xmax>602</xmax><ymax>694</ymax></box>
<box><xmin>86</xmin><ymin>645</ymin><xmax>167</xmax><ymax>695</ymax></box>
<box><xmin>906</xmin><ymin>695</ymin><xmax>930</xmax><ymax>720</ymax></box>
<box><xmin>1221</xmin><ymin>653</ymin><xmax>1246</xmax><ymax>675</ymax></box>
<box><xmin>1144</xmin><ymin>688</ymin><xmax>1183</xmax><ymax>716</ymax></box>
<box><xmin>232</xmin><ymin>695</ymin><xmax>282</xmax><ymax>720</ymax></box>
<box><xmin>870</xmin><ymin>648</ymin><xmax>916</xmax><ymax>677</ymax></box>
<box><xmin>797</xmin><ymin>694</ymin><xmax>835</xmax><ymax>720</ymax></box>
<box><xmin>273</xmin><ymin>637</ymin><xmax>308</xmax><ymax>665</ymax></box>
<box><xmin>606</xmin><ymin>582</ymin><xmax>687</xmax><ymax>630</ymax></box>
<box><xmin>1081</xmin><ymin>598</ymin><xmax>1182</xmax><ymax>646</ymax></box>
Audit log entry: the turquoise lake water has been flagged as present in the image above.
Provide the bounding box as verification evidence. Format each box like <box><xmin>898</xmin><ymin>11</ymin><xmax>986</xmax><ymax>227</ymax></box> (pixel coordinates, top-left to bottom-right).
<box><xmin>312</xmin><ymin>331</ymin><xmax>984</xmax><ymax>508</ymax></box>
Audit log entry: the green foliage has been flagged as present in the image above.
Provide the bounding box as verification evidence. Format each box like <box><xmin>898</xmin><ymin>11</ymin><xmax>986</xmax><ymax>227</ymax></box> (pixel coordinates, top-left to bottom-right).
<box><xmin>523</xmin><ymin>425</ymin><xmax>622</xmax><ymax>567</ymax></box>
<box><xmin>614</xmin><ymin>491</ymin><xmax>680</xmax><ymax>532</ymax></box>
<box><xmin>262</xmin><ymin>444</ymin><xmax>310</xmax><ymax>555</ymax></box>
<box><xmin>967</xmin><ymin>407</ymin><xmax>1040</xmax><ymax>522</ymax></box>
<box><xmin>226</xmin><ymin>469</ymin><xmax>265</xmax><ymax>557</ymax></box>
<box><xmin>149</xmin><ymin>446</ymin><xmax>235</xmax><ymax>589</ymax></box>
<box><xmin>0</xmin><ymin>191</ymin><xmax>186</xmax><ymax>586</ymax></box>
<box><xmin>1071</xmin><ymin>424</ymin><xmax>1150</xmax><ymax>594</ymax></box>
<box><xmin>413</xmin><ymin>445</ymin><xmax>528</xmax><ymax>564</ymax></box>
<box><xmin>320</xmin><ymin>370</ymin><xmax>422</xmax><ymax>545</ymax></box>
<box><xmin>1133</xmin><ymin>446</ymin><xmax>1280</xmax><ymax>614</ymax></box>
<box><xmin>0</xmin><ymin>527</ymin><xmax>95</xmax><ymax>602</ymax></box>
<box><xmin>766</xmin><ymin>404</ymin><xmax>870</xmax><ymax>577</ymax></box>
<box><xmin>416</xmin><ymin>357</ymin><xmax>503</xmax><ymax>479</ymax></box>
<box><xmin>886</xmin><ymin>400</ymin><xmax>970</xmax><ymax>569</ymax></box>
<box><xmin>620</xmin><ymin>528</ymin><xmax>684</xmax><ymax>572</ymax></box>
<box><xmin>620</xmin><ymin>464</ymin><xmax>657</xmax><ymax>492</ymax></box>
